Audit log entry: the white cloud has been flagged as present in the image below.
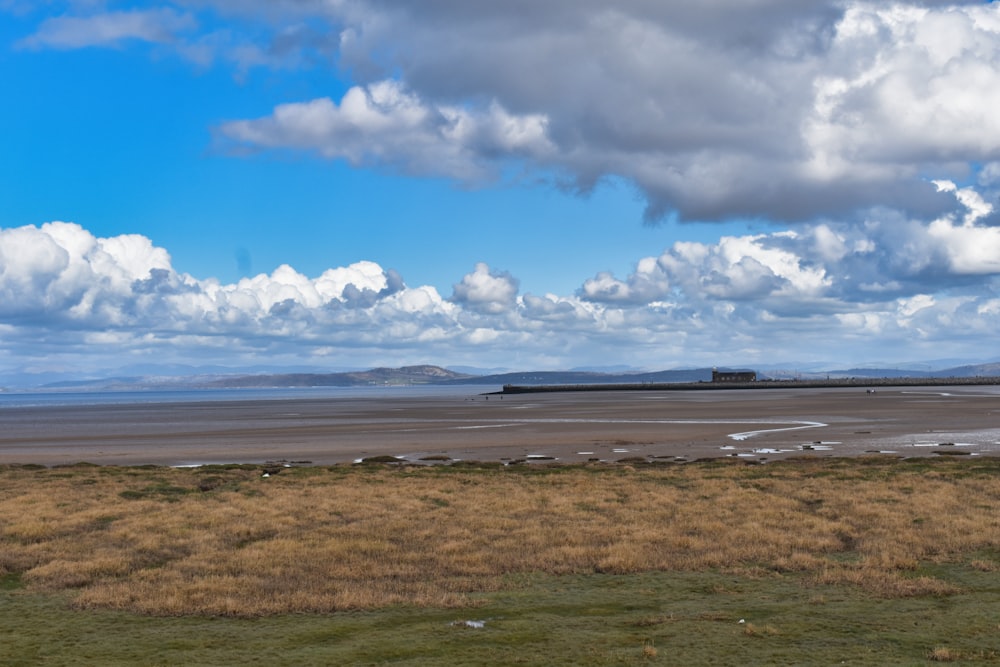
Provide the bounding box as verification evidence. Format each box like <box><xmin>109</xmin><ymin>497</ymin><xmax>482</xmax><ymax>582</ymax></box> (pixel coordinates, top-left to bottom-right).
<box><xmin>17</xmin><ymin>8</ymin><xmax>196</xmax><ymax>50</ymax></box>
<box><xmin>450</xmin><ymin>262</ymin><xmax>519</xmax><ymax>314</ymax></box>
<box><xmin>928</xmin><ymin>219</ymin><xmax>1000</xmax><ymax>274</ymax></box>
<box><xmin>583</xmin><ymin>231</ymin><xmax>831</xmax><ymax>308</ymax></box>
<box><xmin>932</xmin><ymin>180</ymin><xmax>994</xmax><ymax>226</ymax></box>
<box><xmin>220</xmin><ymin>80</ymin><xmax>553</xmax><ymax>182</ymax></box>
<box><xmin>1</xmin><ymin>211</ymin><xmax>998</xmax><ymax>374</ymax></box>
<box><xmin>898</xmin><ymin>294</ymin><xmax>935</xmax><ymax>318</ymax></box>
<box><xmin>202</xmin><ymin>1</ymin><xmax>1000</xmax><ymax>222</ymax></box>
<box><xmin>805</xmin><ymin>4</ymin><xmax>1000</xmax><ymax>175</ymax></box>
<box><xmin>579</xmin><ymin>255</ymin><xmax>672</xmax><ymax>305</ymax></box>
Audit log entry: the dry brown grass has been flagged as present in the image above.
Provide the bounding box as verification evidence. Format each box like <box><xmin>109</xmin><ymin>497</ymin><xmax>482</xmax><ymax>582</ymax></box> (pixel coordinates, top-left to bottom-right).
<box><xmin>928</xmin><ymin>646</ymin><xmax>962</xmax><ymax>662</ymax></box>
<box><xmin>742</xmin><ymin>622</ymin><xmax>781</xmax><ymax>637</ymax></box>
<box><xmin>1</xmin><ymin>457</ymin><xmax>999</xmax><ymax>616</ymax></box>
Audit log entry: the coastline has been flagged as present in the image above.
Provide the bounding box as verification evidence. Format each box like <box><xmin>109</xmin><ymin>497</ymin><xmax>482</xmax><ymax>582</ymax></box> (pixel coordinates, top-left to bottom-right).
<box><xmin>499</xmin><ymin>375</ymin><xmax>1000</xmax><ymax>394</ymax></box>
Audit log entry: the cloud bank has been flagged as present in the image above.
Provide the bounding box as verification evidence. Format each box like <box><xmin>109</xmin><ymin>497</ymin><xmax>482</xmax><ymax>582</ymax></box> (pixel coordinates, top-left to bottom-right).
<box><xmin>13</xmin><ymin>1</ymin><xmax>1000</xmax><ymax>222</ymax></box>
<box><xmin>214</xmin><ymin>0</ymin><xmax>1000</xmax><ymax>222</ymax></box>
<box><xmin>2</xmin><ymin>179</ymin><xmax>998</xmax><ymax>374</ymax></box>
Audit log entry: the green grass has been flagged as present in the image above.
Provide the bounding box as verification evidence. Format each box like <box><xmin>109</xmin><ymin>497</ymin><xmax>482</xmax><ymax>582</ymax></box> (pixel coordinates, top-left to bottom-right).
<box><xmin>2</xmin><ymin>567</ymin><xmax>999</xmax><ymax>665</ymax></box>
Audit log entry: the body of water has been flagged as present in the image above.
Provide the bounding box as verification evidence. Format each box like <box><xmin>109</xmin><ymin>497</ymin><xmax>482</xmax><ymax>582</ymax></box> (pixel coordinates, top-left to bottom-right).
<box><xmin>0</xmin><ymin>385</ymin><xmax>502</xmax><ymax>409</ymax></box>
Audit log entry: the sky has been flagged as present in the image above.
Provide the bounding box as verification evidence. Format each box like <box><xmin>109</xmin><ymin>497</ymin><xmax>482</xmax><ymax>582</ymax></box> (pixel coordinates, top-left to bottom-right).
<box><xmin>2</xmin><ymin>1</ymin><xmax>1000</xmax><ymax>382</ymax></box>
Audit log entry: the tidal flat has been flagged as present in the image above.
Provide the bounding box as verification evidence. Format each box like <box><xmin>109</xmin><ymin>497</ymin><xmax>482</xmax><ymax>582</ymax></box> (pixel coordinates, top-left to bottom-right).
<box><xmin>1</xmin><ymin>385</ymin><xmax>998</xmax><ymax>466</ymax></box>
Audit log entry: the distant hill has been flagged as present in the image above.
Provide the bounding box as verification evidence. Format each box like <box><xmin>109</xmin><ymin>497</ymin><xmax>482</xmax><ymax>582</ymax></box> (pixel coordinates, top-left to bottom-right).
<box><xmin>202</xmin><ymin>366</ymin><xmax>717</xmax><ymax>388</ymax></box>
<box><xmin>204</xmin><ymin>365</ymin><xmax>474</xmax><ymax>388</ymax></box>
<box><xmin>29</xmin><ymin>362</ymin><xmax>1000</xmax><ymax>392</ymax></box>
<box><xmin>773</xmin><ymin>363</ymin><xmax>1000</xmax><ymax>380</ymax></box>
<box><xmin>442</xmin><ymin>368</ymin><xmax>714</xmax><ymax>385</ymax></box>
<box><xmin>931</xmin><ymin>363</ymin><xmax>1000</xmax><ymax>378</ymax></box>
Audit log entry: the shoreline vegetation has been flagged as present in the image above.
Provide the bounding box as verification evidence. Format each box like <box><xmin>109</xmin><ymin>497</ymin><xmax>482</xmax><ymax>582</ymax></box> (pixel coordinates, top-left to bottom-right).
<box><xmin>2</xmin><ymin>457</ymin><xmax>1000</xmax><ymax>663</ymax></box>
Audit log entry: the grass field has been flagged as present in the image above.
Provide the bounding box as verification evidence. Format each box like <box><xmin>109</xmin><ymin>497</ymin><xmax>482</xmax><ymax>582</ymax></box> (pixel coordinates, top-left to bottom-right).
<box><xmin>2</xmin><ymin>457</ymin><xmax>1000</xmax><ymax>664</ymax></box>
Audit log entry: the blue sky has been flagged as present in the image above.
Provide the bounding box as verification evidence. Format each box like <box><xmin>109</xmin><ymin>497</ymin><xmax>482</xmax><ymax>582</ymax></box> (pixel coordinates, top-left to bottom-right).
<box><xmin>2</xmin><ymin>1</ymin><xmax>1000</xmax><ymax>383</ymax></box>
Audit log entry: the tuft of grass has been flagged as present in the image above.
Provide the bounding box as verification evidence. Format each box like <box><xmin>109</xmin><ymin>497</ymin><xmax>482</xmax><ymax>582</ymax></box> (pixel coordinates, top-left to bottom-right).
<box><xmin>0</xmin><ymin>572</ymin><xmax>23</xmax><ymax>590</ymax></box>
<box><xmin>928</xmin><ymin>646</ymin><xmax>961</xmax><ymax>662</ymax></box>
<box><xmin>742</xmin><ymin>622</ymin><xmax>780</xmax><ymax>637</ymax></box>
<box><xmin>357</xmin><ymin>455</ymin><xmax>405</xmax><ymax>464</ymax></box>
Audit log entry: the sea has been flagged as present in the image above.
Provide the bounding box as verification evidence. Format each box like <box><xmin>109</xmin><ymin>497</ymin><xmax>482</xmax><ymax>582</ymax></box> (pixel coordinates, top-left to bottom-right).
<box><xmin>0</xmin><ymin>385</ymin><xmax>502</xmax><ymax>409</ymax></box>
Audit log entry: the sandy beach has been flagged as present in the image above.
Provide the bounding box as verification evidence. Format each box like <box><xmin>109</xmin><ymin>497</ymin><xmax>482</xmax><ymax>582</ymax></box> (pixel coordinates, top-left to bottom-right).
<box><xmin>1</xmin><ymin>385</ymin><xmax>998</xmax><ymax>466</ymax></box>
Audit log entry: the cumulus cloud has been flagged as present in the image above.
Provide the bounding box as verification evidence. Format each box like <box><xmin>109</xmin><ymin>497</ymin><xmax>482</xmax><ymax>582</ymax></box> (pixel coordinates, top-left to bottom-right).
<box><xmin>0</xmin><ymin>222</ymin><xmax>173</xmax><ymax>323</ymax></box>
<box><xmin>581</xmin><ymin>232</ymin><xmax>830</xmax><ymax>309</ymax></box>
<box><xmin>0</xmin><ymin>222</ymin><xmax>424</xmax><ymax>333</ymax></box>
<box><xmin>450</xmin><ymin>262</ymin><xmax>519</xmax><ymax>314</ymax></box>
<box><xmin>207</xmin><ymin>0</ymin><xmax>1000</xmax><ymax>222</ymax></box>
<box><xmin>220</xmin><ymin>80</ymin><xmax>553</xmax><ymax>182</ymax></box>
<box><xmin>578</xmin><ymin>182</ymin><xmax>1000</xmax><ymax>334</ymax></box>
<box><xmin>3</xmin><ymin>182</ymin><xmax>1000</xmax><ymax>374</ymax></box>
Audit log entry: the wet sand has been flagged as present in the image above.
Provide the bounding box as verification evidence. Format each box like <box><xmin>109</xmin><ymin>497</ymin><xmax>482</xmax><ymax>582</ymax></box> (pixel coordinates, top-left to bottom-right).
<box><xmin>1</xmin><ymin>386</ymin><xmax>998</xmax><ymax>466</ymax></box>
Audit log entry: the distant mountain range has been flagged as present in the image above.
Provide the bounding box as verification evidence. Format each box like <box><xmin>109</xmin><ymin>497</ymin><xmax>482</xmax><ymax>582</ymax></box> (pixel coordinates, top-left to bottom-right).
<box><xmin>22</xmin><ymin>361</ymin><xmax>1000</xmax><ymax>393</ymax></box>
<box><xmin>203</xmin><ymin>365</ymin><xmax>475</xmax><ymax>388</ymax></box>
<box><xmin>765</xmin><ymin>363</ymin><xmax>1000</xmax><ymax>380</ymax></box>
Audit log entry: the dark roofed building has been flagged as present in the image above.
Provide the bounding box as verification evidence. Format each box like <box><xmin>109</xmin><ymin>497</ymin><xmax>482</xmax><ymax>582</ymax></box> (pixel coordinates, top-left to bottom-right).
<box><xmin>712</xmin><ymin>368</ymin><xmax>757</xmax><ymax>383</ymax></box>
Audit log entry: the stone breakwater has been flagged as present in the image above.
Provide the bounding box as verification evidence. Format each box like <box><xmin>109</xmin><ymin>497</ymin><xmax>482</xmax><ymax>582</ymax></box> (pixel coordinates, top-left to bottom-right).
<box><xmin>499</xmin><ymin>376</ymin><xmax>1000</xmax><ymax>394</ymax></box>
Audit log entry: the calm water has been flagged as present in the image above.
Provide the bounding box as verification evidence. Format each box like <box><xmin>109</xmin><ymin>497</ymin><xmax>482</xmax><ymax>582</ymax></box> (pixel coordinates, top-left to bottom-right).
<box><xmin>0</xmin><ymin>385</ymin><xmax>502</xmax><ymax>409</ymax></box>
<box><xmin>4</xmin><ymin>383</ymin><xmax>999</xmax><ymax>409</ymax></box>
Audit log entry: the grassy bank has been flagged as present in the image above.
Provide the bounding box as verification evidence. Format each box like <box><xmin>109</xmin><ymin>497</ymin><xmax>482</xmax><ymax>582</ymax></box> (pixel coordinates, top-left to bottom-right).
<box><xmin>2</xmin><ymin>457</ymin><xmax>1000</xmax><ymax>663</ymax></box>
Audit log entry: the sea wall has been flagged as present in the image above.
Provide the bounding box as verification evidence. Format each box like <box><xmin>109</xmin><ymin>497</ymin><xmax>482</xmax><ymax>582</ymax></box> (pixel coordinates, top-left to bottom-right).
<box><xmin>499</xmin><ymin>376</ymin><xmax>1000</xmax><ymax>394</ymax></box>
